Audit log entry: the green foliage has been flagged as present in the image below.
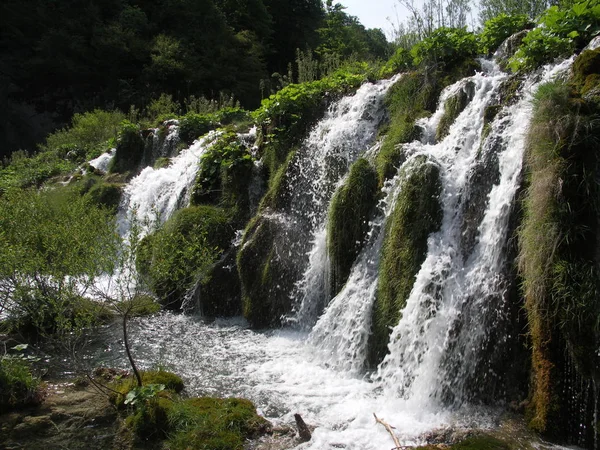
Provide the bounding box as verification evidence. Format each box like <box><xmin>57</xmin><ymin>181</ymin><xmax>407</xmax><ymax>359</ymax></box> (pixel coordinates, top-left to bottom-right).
<box><xmin>411</xmin><ymin>27</ymin><xmax>478</xmax><ymax>69</ymax></box>
<box><xmin>509</xmin><ymin>0</ymin><xmax>600</xmax><ymax>71</ymax></box>
<box><xmin>0</xmin><ymin>188</ymin><xmax>118</xmax><ymax>336</ymax></box>
<box><xmin>147</xmin><ymin>93</ymin><xmax>180</xmax><ymax>123</ymax></box>
<box><xmin>111</xmin><ymin>369</ymin><xmax>184</xmax><ymax>407</ymax></box>
<box><xmin>124</xmin><ymin>383</ymin><xmax>165</xmax><ymax>406</ymax></box>
<box><xmin>379</xmin><ymin>47</ymin><xmax>413</xmax><ymax>78</ymax></box>
<box><xmin>109</xmin><ymin>121</ymin><xmax>145</xmax><ymax>174</ymax></box>
<box><xmin>0</xmin><ymin>149</ymin><xmax>77</xmax><ymax>191</ymax></box>
<box><xmin>192</xmin><ymin>132</ymin><xmax>254</xmax><ymax>213</ymax></box>
<box><xmin>136</xmin><ymin>206</ymin><xmax>229</xmax><ymax>309</ymax></box>
<box><xmin>0</xmin><ymin>347</ymin><xmax>41</xmax><ymax>413</ymax></box>
<box><xmin>165</xmin><ymin>397</ymin><xmax>270</xmax><ymax>450</ymax></box>
<box><xmin>42</xmin><ymin>109</ymin><xmax>124</xmax><ymax>161</ymax></box>
<box><xmin>178</xmin><ymin>114</ymin><xmax>214</xmax><ymax>145</ymax></box>
<box><xmin>254</xmin><ymin>69</ymin><xmax>366</xmax><ymax>177</ymax></box>
<box><xmin>369</xmin><ymin>156</ymin><xmax>443</xmax><ymax>365</ymax></box>
<box><xmin>126</xmin><ymin>396</ymin><xmax>174</xmax><ymax>440</ymax></box>
<box><xmin>328</xmin><ymin>158</ymin><xmax>378</xmax><ymax>294</ymax></box>
<box><xmin>478</xmin><ymin>14</ymin><xmax>532</xmax><ymax>55</ymax></box>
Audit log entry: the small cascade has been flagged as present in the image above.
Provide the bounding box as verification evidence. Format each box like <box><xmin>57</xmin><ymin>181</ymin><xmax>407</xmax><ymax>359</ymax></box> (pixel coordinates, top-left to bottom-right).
<box><xmin>307</xmin><ymin>172</ymin><xmax>401</xmax><ymax>373</ymax></box>
<box><xmin>88</xmin><ymin>148</ymin><xmax>116</xmax><ymax>173</ymax></box>
<box><xmin>376</xmin><ymin>57</ymin><xmax>575</xmax><ymax>408</ymax></box>
<box><xmin>142</xmin><ymin>119</ymin><xmax>181</xmax><ymax>167</ymax></box>
<box><xmin>116</xmin><ymin>131</ymin><xmax>220</xmax><ymax>239</ymax></box>
<box><xmin>255</xmin><ymin>76</ymin><xmax>400</xmax><ymax>322</ymax></box>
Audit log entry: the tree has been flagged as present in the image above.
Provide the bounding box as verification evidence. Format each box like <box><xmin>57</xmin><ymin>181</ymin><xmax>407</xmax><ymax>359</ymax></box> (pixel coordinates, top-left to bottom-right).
<box><xmin>478</xmin><ymin>0</ymin><xmax>552</xmax><ymax>23</ymax></box>
<box><xmin>0</xmin><ymin>188</ymin><xmax>118</xmax><ymax>336</ymax></box>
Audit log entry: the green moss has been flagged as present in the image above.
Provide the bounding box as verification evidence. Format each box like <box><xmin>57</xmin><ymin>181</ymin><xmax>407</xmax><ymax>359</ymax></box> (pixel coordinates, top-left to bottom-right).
<box><xmin>571</xmin><ymin>48</ymin><xmax>600</xmax><ymax>100</ymax></box>
<box><xmin>126</xmin><ymin>396</ymin><xmax>174</xmax><ymax>440</ymax></box>
<box><xmin>328</xmin><ymin>158</ymin><xmax>378</xmax><ymax>294</ymax></box>
<box><xmin>260</xmin><ymin>150</ymin><xmax>297</xmax><ymax>210</ymax></box>
<box><xmin>84</xmin><ymin>181</ymin><xmax>122</xmax><ymax>211</ymax></box>
<box><xmin>136</xmin><ymin>205</ymin><xmax>232</xmax><ymax>309</ymax></box>
<box><xmin>191</xmin><ymin>132</ymin><xmax>254</xmax><ymax>223</ymax></box>
<box><xmin>236</xmin><ymin>217</ymin><xmax>278</xmax><ymax>328</ymax></box>
<box><xmin>436</xmin><ymin>82</ymin><xmax>473</xmax><ymax>142</ymax></box>
<box><xmin>519</xmin><ymin>78</ymin><xmax>600</xmax><ymax>438</ymax></box>
<box><xmin>110</xmin><ymin>370</ymin><xmax>184</xmax><ymax>408</ymax></box>
<box><xmin>109</xmin><ymin>121</ymin><xmax>145</xmax><ymax>174</ymax></box>
<box><xmin>153</xmin><ymin>157</ymin><xmax>171</xmax><ymax>169</ymax></box>
<box><xmin>165</xmin><ymin>397</ymin><xmax>270</xmax><ymax>450</ymax></box>
<box><xmin>451</xmin><ymin>435</ymin><xmax>513</xmax><ymax>450</ymax></box>
<box><xmin>368</xmin><ymin>156</ymin><xmax>443</xmax><ymax>366</ymax></box>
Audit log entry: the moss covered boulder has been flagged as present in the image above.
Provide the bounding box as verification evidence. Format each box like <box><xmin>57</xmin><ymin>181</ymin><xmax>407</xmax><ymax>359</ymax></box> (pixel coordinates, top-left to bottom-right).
<box><xmin>109</xmin><ymin>121</ymin><xmax>145</xmax><ymax>174</ymax></box>
<box><xmin>368</xmin><ymin>156</ymin><xmax>443</xmax><ymax>366</ymax></box>
<box><xmin>136</xmin><ymin>205</ymin><xmax>233</xmax><ymax>310</ymax></box>
<box><xmin>436</xmin><ymin>81</ymin><xmax>475</xmax><ymax>142</ymax></box>
<box><xmin>328</xmin><ymin>158</ymin><xmax>379</xmax><ymax>295</ymax></box>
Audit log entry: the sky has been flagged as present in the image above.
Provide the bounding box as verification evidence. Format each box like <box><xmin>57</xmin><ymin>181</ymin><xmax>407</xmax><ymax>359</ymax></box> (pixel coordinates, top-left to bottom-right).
<box><xmin>340</xmin><ymin>0</ymin><xmax>404</xmax><ymax>39</ymax></box>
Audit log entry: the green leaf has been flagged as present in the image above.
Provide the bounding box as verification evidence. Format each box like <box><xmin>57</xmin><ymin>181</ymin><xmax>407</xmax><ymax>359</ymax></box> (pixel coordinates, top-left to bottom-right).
<box><xmin>11</xmin><ymin>344</ymin><xmax>29</xmax><ymax>351</ymax></box>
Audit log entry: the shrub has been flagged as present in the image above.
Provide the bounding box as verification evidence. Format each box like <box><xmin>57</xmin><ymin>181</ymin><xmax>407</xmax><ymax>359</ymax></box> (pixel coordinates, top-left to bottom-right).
<box><xmin>136</xmin><ymin>205</ymin><xmax>229</xmax><ymax>309</ymax></box>
<box><xmin>380</xmin><ymin>47</ymin><xmax>413</xmax><ymax>78</ymax></box>
<box><xmin>43</xmin><ymin>109</ymin><xmax>124</xmax><ymax>161</ymax></box>
<box><xmin>178</xmin><ymin>113</ymin><xmax>214</xmax><ymax>145</ymax></box>
<box><xmin>478</xmin><ymin>14</ymin><xmax>532</xmax><ymax>56</ymax></box>
<box><xmin>0</xmin><ymin>353</ymin><xmax>41</xmax><ymax>413</ymax></box>
<box><xmin>509</xmin><ymin>1</ymin><xmax>600</xmax><ymax>72</ymax></box>
<box><xmin>411</xmin><ymin>27</ymin><xmax>478</xmax><ymax>69</ymax></box>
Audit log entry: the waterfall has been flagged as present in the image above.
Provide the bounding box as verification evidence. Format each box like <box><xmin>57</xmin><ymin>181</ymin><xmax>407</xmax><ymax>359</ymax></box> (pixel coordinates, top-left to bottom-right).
<box><xmin>375</xmin><ymin>57</ymin><xmax>575</xmax><ymax>408</ymax></box>
<box><xmin>116</xmin><ymin>130</ymin><xmax>220</xmax><ymax>239</ymax></box>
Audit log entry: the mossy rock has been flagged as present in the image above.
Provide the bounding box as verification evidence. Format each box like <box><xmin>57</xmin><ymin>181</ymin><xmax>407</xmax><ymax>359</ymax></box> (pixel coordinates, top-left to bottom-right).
<box><xmin>368</xmin><ymin>156</ymin><xmax>443</xmax><ymax>366</ymax></box>
<box><xmin>136</xmin><ymin>205</ymin><xmax>233</xmax><ymax>309</ymax></box>
<box><xmin>436</xmin><ymin>81</ymin><xmax>474</xmax><ymax>142</ymax></box>
<box><xmin>328</xmin><ymin>158</ymin><xmax>379</xmax><ymax>295</ymax></box>
<box><xmin>237</xmin><ymin>213</ymin><xmax>299</xmax><ymax>328</ymax></box>
<box><xmin>192</xmin><ymin>248</ymin><xmax>242</xmax><ymax>317</ymax></box>
<box><xmin>84</xmin><ymin>181</ymin><xmax>122</xmax><ymax>211</ymax></box>
<box><xmin>0</xmin><ymin>357</ymin><xmax>42</xmax><ymax>413</ymax></box>
<box><xmin>165</xmin><ymin>397</ymin><xmax>271</xmax><ymax>450</ymax></box>
<box><xmin>110</xmin><ymin>370</ymin><xmax>184</xmax><ymax>408</ymax></box>
<box><xmin>126</xmin><ymin>396</ymin><xmax>174</xmax><ymax>441</ymax></box>
<box><xmin>109</xmin><ymin>122</ymin><xmax>145</xmax><ymax>174</ymax></box>
<box><xmin>451</xmin><ymin>435</ymin><xmax>513</xmax><ymax>449</ymax></box>
<box><xmin>572</xmin><ymin>48</ymin><xmax>600</xmax><ymax>102</ymax></box>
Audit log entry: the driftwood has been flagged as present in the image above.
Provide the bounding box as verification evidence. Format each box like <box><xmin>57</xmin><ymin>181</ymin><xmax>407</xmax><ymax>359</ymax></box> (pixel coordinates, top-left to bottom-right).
<box><xmin>294</xmin><ymin>413</ymin><xmax>312</xmax><ymax>442</ymax></box>
<box><xmin>374</xmin><ymin>413</ymin><xmax>401</xmax><ymax>449</ymax></box>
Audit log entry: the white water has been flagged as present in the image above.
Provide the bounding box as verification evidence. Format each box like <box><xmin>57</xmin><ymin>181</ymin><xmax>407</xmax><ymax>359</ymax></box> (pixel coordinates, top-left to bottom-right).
<box><xmin>283</xmin><ymin>76</ymin><xmax>401</xmax><ymax>326</ymax></box>
<box><xmin>86</xmin><ymin>58</ymin><xmax>582</xmax><ymax>449</ymax></box>
<box><xmin>88</xmin><ymin>148</ymin><xmax>115</xmax><ymax>173</ymax></box>
<box><xmin>376</xmin><ymin>57</ymin><xmax>575</xmax><ymax>409</ymax></box>
<box><xmin>116</xmin><ymin>131</ymin><xmax>220</xmax><ymax>238</ymax></box>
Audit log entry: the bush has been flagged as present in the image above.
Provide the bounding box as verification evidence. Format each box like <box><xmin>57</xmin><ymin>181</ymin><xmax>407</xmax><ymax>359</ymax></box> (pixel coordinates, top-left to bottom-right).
<box><xmin>191</xmin><ymin>132</ymin><xmax>253</xmax><ymax>210</ymax></box>
<box><xmin>0</xmin><ymin>355</ymin><xmax>41</xmax><ymax>413</ymax></box>
<box><xmin>178</xmin><ymin>113</ymin><xmax>214</xmax><ymax>145</ymax></box>
<box><xmin>509</xmin><ymin>1</ymin><xmax>600</xmax><ymax>72</ymax></box>
<box><xmin>478</xmin><ymin>14</ymin><xmax>532</xmax><ymax>56</ymax></box>
<box><xmin>43</xmin><ymin>109</ymin><xmax>124</xmax><ymax>161</ymax></box>
<box><xmin>136</xmin><ymin>205</ymin><xmax>229</xmax><ymax>309</ymax></box>
<box><xmin>411</xmin><ymin>27</ymin><xmax>478</xmax><ymax>69</ymax></box>
<box><xmin>380</xmin><ymin>47</ymin><xmax>413</xmax><ymax>78</ymax></box>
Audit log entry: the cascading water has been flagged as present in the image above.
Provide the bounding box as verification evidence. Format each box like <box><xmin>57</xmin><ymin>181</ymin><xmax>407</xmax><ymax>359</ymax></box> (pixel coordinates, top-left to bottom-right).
<box><xmin>116</xmin><ymin>130</ymin><xmax>220</xmax><ymax>238</ymax></box>
<box><xmin>376</xmin><ymin>57</ymin><xmax>575</xmax><ymax>410</ymax></box>
<box><xmin>277</xmin><ymin>76</ymin><xmax>400</xmax><ymax>325</ymax></box>
<box><xmin>84</xmin><ymin>57</ymin><xmax>582</xmax><ymax>450</ymax></box>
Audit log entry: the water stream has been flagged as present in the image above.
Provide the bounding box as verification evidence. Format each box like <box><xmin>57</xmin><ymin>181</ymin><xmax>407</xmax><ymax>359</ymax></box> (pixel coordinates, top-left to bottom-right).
<box><xmin>85</xmin><ymin>58</ymin><xmax>582</xmax><ymax>449</ymax></box>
